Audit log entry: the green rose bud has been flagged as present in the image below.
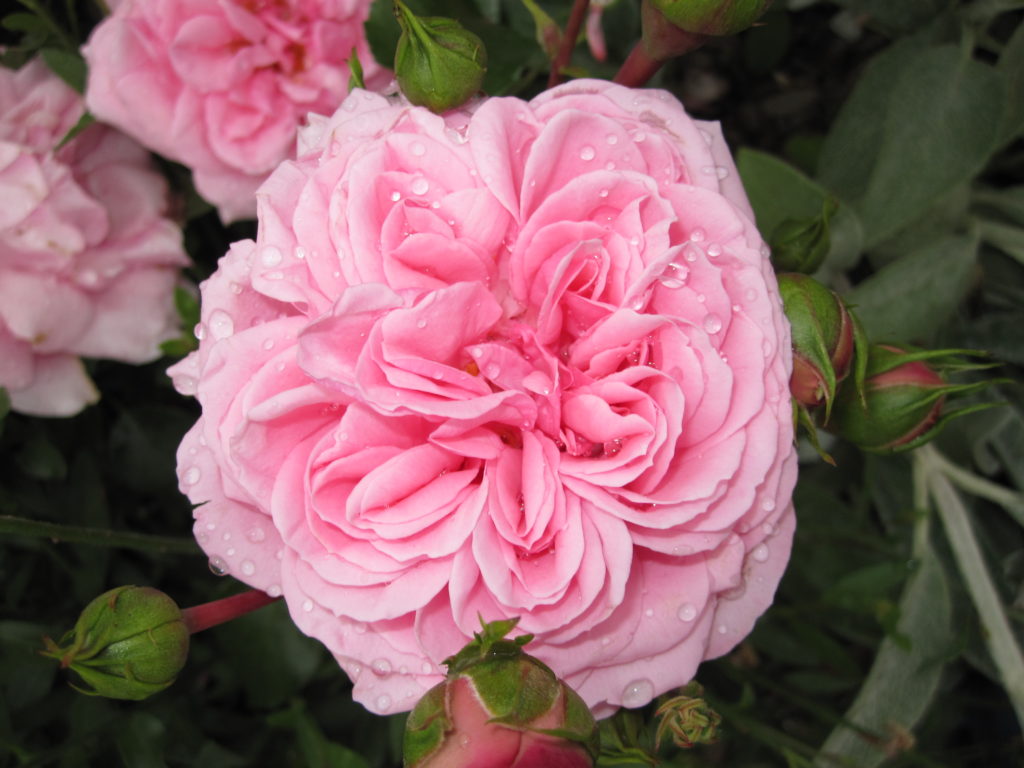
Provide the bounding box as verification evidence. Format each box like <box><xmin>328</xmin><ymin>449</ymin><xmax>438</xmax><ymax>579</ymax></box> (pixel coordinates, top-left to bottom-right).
<box><xmin>404</xmin><ymin>618</ymin><xmax>599</xmax><ymax>767</ymax></box>
<box><xmin>778</xmin><ymin>273</ymin><xmax>867</xmax><ymax>419</ymax></box>
<box><xmin>770</xmin><ymin>197</ymin><xmax>838</xmax><ymax>274</ymax></box>
<box><xmin>394</xmin><ymin>0</ymin><xmax>487</xmax><ymax>114</ymax></box>
<box><xmin>41</xmin><ymin>585</ymin><xmax>189</xmax><ymax>700</ymax></box>
<box><xmin>655</xmin><ymin>682</ymin><xmax>721</xmax><ymax>749</ymax></box>
<box><xmin>647</xmin><ymin>0</ymin><xmax>772</xmax><ymax>36</ymax></box>
<box><xmin>829</xmin><ymin>345</ymin><xmax>996</xmax><ymax>454</ymax></box>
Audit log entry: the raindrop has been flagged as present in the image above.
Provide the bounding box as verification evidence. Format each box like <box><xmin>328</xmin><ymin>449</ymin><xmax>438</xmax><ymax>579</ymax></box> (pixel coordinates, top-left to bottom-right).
<box><xmin>264</xmin><ymin>271</ymin><xmax>284</xmax><ymax>281</ymax></box>
<box><xmin>579</xmin><ymin>145</ymin><xmax>596</xmax><ymax>161</ymax></box>
<box><xmin>658</xmin><ymin>262</ymin><xmax>688</xmax><ymax>289</ymax></box>
<box><xmin>411</xmin><ymin>141</ymin><xmax>426</xmax><ymax>157</ymax></box>
<box><xmin>632</xmin><ymin>131</ymin><xmax>646</xmax><ymax>143</ymax></box>
<box><xmin>751</xmin><ymin>543</ymin><xmax>770</xmax><ymax>562</ymax></box>
<box><xmin>702</xmin><ymin>313</ymin><xmax>722</xmax><ymax>334</ymax></box>
<box><xmin>240</xmin><ymin>559</ymin><xmax>256</xmax><ymax>576</ymax></box>
<box><xmin>376</xmin><ymin>694</ymin><xmax>392</xmax><ymax>711</ymax></box>
<box><xmin>262</xmin><ymin>338</ymin><xmax>275</xmax><ymax>350</ymax></box>
<box><xmin>205</xmin><ymin>522</ymin><xmax>216</xmax><ymax>531</ymax></box>
<box><xmin>762</xmin><ymin>522</ymin><xmax>776</xmax><ymax>536</ymax></box>
<box><xmin>390</xmin><ymin>191</ymin><xmax>402</xmax><ymax>202</ymax></box>
<box><xmin>229</xmin><ymin>282</ymin><xmax>243</xmax><ymax>294</ymax></box>
<box><xmin>689</xmin><ymin>228</ymin><xmax>706</xmax><ymax>242</ymax></box>
<box><xmin>716</xmin><ymin>166</ymin><xmax>729</xmax><ymax>179</ymax></box>
<box><xmin>183</xmin><ymin>466</ymin><xmax>201</xmax><ymax>486</ymax></box>
<box><xmin>226</xmin><ymin>548</ymin><xmax>236</xmax><ymax>557</ymax></box>
<box><xmin>208</xmin><ymin>557</ymin><xmax>228</xmax><ymax>576</ymax></box>
<box><xmin>606</xmin><ymin>134</ymin><xmax>619</xmax><ymax>145</ymax></box>
<box><xmin>677</xmin><ymin>603</ymin><xmax>697</xmax><ymax>622</ymax></box>
<box><xmin>353</xmin><ymin>622</ymin><xmax>368</xmax><ymax>634</ymax></box>
<box><xmin>248</xmin><ymin>527</ymin><xmax>266</xmax><ymax>542</ymax></box>
<box><xmin>707</xmin><ymin>243</ymin><xmax>722</xmax><ymax>258</ymax></box>
<box><xmin>762</xmin><ymin>498</ymin><xmax>776</xmax><ymax>512</ymax></box>
<box><xmin>523</xmin><ymin>371</ymin><xmax>553</xmax><ymax>395</ymax></box>
<box><xmin>603</xmin><ymin>438</ymin><xmax>623</xmax><ymax>456</ymax></box>
<box><xmin>621</xmin><ymin>679</ymin><xmax>654</xmax><ymax>708</ymax></box>
<box><xmin>302</xmin><ymin>599</ymin><xmax>314</xmax><ymax>612</ymax></box>
<box><xmin>717</xmin><ymin>624</ymin><xmax>729</xmax><ymax>635</ymax></box>
<box><xmin>78</xmin><ymin>269</ymin><xmax>99</xmax><ymax>287</ymax></box>
<box><xmin>260</xmin><ymin>246</ymin><xmax>283</xmax><ymax>267</ymax></box>
<box><xmin>174</xmin><ymin>375</ymin><xmax>198</xmax><ymax>395</ymax></box>
<box><xmin>294</xmin><ymin>246</ymin><xmax>307</xmax><ymax>260</ymax></box>
<box><xmin>598</xmin><ymin>188</ymin><xmax>609</xmax><ymax>199</ymax></box>
<box><xmin>411</xmin><ymin>177</ymin><xmax>430</xmax><ymax>196</ymax></box>
<box><xmin>371</xmin><ymin>658</ymin><xmax>392</xmax><ymax>676</ymax></box>
<box><xmin>267</xmin><ymin>584</ymin><xmax>282</xmax><ymax>597</ymax></box>
<box><xmin>194</xmin><ymin>323</ymin><xmax>206</xmax><ymax>340</ymax></box>
<box><xmin>209</xmin><ymin>310</ymin><xmax>235</xmax><ymax>340</ymax></box>
<box><xmin>644</xmin><ymin>608</ymin><xmax>654</xmax><ymax>617</ymax></box>
<box><xmin>421</xmin><ymin>661</ymin><xmax>433</xmax><ymax>673</ymax></box>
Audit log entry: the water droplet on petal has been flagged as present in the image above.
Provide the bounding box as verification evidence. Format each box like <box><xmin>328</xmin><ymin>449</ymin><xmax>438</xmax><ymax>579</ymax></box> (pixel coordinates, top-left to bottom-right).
<box><xmin>416</xmin><ymin>319</ymin><xmax>427</xmax><ymax>329</ymax></box>
<box><xmin>209</xmin><ymin>310</ymin><xmax>235</xmax><ymax>340</ymax></box>
<box><xmin>267</xmin><ymin>584</ymin><xmax>282</xmax><ymax>597</ymax></box>
<box><xmin>598</xmin><ymin>188</ymin><xmax>609</xmax><ymax>198</ymax></box>
<box><xmin>621</xmin><ymin>679</ymin><xmax>655</xmax><ymax>708</ymax></box>
<box><xmin>194</xmin><ymin>323</ymin><xmax>206</xmax><ymax>340</ymax></box>
<box><xmin>411</xmin><ymin>141</ymin><xmax>426</xmax><ymax>157</ymax></box>
<box><xmin>716</xmin><ymin>166</ymin><xmax>729</xmax><ymax>179</ymax></box>
<box><xmin>302</xmin><ymin>599</ymin><xmax>314</xmax><ymax>612</ymax></box>
<box><xmin>421</xmin><ymin>661</ymin><xmax>433</xmax><ymax>673</ymax></box>
<box><xmin>225</xmin><ymin>547</ymin><xmax>235</xmax><ymax>557</ymax></box>
<box><xmin>183</xmin><ymin>466</ymin><xmax>201</xmax><ymax>485</ymax></box>
<box><xmin>371</xmin><ymin>658</ymin><xmax>392</xmax><ymax>676</ymax></box>
<box><xmin>751</xmin><ymin>543</ymin><xmax>770</xmax><ymax>562</ymax></box>
<box><xmin>603</xmin><ymin>438</ymin><xmax>623</xmax><ymax>456</ymax></box>
<box><xmin>262</xmin><ymin>338</ymin><xmax>275</xmax><ymax>350</ymax></box>
<box><xmin>606</xmin><ymin>134</ymin><xmax>619</xmax><ymax>145</ymax></box>
<box><xmin>229</xmin><ymin>282</ymin><xmax>243</xmax><ymax>294</ymax></box>
<box><xmin>690</xmin><ymin>228</ymin><xmax>706</xmax><ymax>242</ymax></box>
<box><xmin>240</xmin><ymin>559</ymin><xmax>255</xmax><ymax>576</ymax></box>
<box><xmin>579</xmin><ymin>145</ymin><xmax>596</xmax><ymax>161</ymax></box>
<box><xmin>523</xmin><ymin>370</ymin><xmax>553</xmax><ymax>395</ymax></box>
<box><xmin>376</xmin><ymin>694</ymin><xmax>392</xmax><ymax>711</ymax></box>
<box><xmin>717</xmin><ymin>624</ymin><xmax>729</xmax><ymax>635</ymax></box>
<box><xmin>707</xmin><ymin>243</ymin><xmax>722</xmax><ymax>257</ymax></box>
<box><xmin>632</xmin><ymin>131</ymin><xmax>646</xmax><ymax>143</ymax></box>
<box><xmin>703</xmin><ymin>313</ymin><xmax>722</xmax><ymax>334</ymax></box>
<box><xmin>762</xmin><ymin>498</ymin><xmax>776</xmax><ymax>512</ymax></box>
<box><xmin>390</xmin><ymin>191</ymin><xmax>401</xmax><ymax>202</ymax></box>
<box><xmin>261</xmin><ymin>246</ymin><xmax>283</xmax><ymax>267</ymax></box>
<box><xmin>644</xmin><ymin>608</ymin><xmax>654</xmax><ymax>617</ymax></box>
<box><xmin>411</xmin><ymin>177</ymin><xmax>429</xmax><ymax>196</ymax></box>
<box><xmin>677</xmin><ymin>603</ymin><xmax>697</xmax><ymax>621</ymax></box>
<box><xmin>353</xmin><ymin>622</ymin><xmax>367</xmax><ymax>634</ymax></box>
<box><xmin>208</xmin><ymin>556</ymin><xmax>228</xmax><ymax>576</ymax></box>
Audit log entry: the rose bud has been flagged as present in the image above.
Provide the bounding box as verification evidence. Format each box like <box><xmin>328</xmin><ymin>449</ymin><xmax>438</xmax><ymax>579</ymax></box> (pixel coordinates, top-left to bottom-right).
<box><xmin>41</xmin><ymin>586</ymin><xmax>189</xmax><ymax>700</ymax></box>
<box><xmin>770</xmin><ymin>198</ymin><xmax>838</xmax><ymax>274</ymax></box>
<box><xmin>647</xmin><ymin>0</ymin><xmax>773</xmax><ymax>36</ymax></box>
<box><xmin>394</xmin><ymin>0</ymin><xmax>487</xmax><ymax>113</ymax></box>
<box><xmin>778</xmin><ymin>273</ymin><xmax>866</xmax><ymax>418</ymax></box>
<box><xmin>655</xmin><ymin>682</ymin><xmax>721</xmax><ymax>749</ymax></box>
<box><xmin>829</xmin><ymin>345</ymin><xmax>995</xmax><ymax>454</ymax></box>
<box><xmin>404</xmin><ymin>619</ymin><xmax>599</xmax><ymax>768</ymax></box>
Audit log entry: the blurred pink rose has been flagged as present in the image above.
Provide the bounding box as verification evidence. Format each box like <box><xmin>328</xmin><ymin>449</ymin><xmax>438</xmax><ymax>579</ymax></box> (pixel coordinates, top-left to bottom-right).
<box><xmin>172</xmin><ymin>80</ymin><xmax>797</xmax><ymax>716</ymax></box>
<box><xmin>0</xmin><ymin>58</ymin><xmax>187</xmax><ymax>417</ymax></box>
<box><xmin>83</xmin><ymin>0</ymin><xmax>387</xmax><ymax>223</ymax></box>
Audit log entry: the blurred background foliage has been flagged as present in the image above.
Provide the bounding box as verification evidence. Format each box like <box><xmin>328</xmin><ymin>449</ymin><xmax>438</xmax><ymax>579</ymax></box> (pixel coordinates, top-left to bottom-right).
<box><xmin>1</xmin><ymin>0</ymin><xmax>1023</xmax><ymax>765</ymax></box>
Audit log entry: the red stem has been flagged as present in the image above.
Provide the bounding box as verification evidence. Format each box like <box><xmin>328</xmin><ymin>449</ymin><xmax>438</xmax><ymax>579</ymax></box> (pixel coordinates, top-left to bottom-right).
<box><xmin>181</xmin><ymin>589</ymin><xmax>280</xmax><ymax>634</ymax></box>
<box><xmin>548</xmin><ymin>0</ymin><xmax>590</xmax><ymax>88</ymax></box>
<box><xmin>612</xmin><ymin>41</ymin><xmax>664</xmax><ymax>87</ymax></box>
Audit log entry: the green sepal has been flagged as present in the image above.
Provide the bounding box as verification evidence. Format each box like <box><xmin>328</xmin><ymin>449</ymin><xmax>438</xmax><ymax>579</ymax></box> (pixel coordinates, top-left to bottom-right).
<box><xmin>770</xmin><ymin>197</ymin><xmax>838</xmax><ymax>274</ymax></box>
<box><xmin>531</xmin><ymin>686</ymin><xmax>601</xmax><ymax>760</ymax></box>
<box><xmin>520</xmin><ymin>0</ymin><xmax>562</xmax><ymax>59</ymax></box>
<box><xmin>849</xmin><ymin>309</ymin><xmax>870</xmax><ymax>409</ymax></box>
<box><xmin>795</xmin><ymin>399</ymin><xmax>836</xmax><ymax>466</ymax></box>
<box><xmin>779</xmin><ymin>273</ymin><xmax>845</xmax><ymax>416</ymax></box>
<box><xmin>403</xmin><ymin>682</ymin><xmax>451</xmax><ymax>767</ymax></box>
<box><xmin>348</xmin><ymin>47</ymin><xmax>366</xmax><ymax>90</ymax></box>
<box><xmin>468</xmin><ymin>653</ymin><xmax>558</xmax><ymax>726</ymax></box>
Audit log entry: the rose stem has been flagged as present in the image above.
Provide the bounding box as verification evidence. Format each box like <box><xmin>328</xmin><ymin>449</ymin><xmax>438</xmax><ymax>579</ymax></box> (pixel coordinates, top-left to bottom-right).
<box><xmin>548</xmin><ymin>0</ymin><xmax>591</xmax><ymax>88</ymax></box>
<box><xmin>181</xmin><ymin>589</ymin><xmax>280</xmax><ymax>634</ymax></box>
<box><xmin>612</xmin><ymin>29</ymin><xmax>706</xmax><ymax>88</ymax></box>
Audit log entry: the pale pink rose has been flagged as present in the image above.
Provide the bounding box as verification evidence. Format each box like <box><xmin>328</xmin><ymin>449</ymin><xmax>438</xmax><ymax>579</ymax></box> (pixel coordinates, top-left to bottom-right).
<box><xmin>0</xmin><ymin>58</ymin><xmax>188</xmax><ymax>417</ymax></box>
<box><xmin>82</xmin><ymin>0</ymin><xmax>387</xmax><ymax>223</ymax></box>
<box><xmin>172</xmin><ymin>81</ymin><xmax>797</xmax><ymax>716</ymax></box>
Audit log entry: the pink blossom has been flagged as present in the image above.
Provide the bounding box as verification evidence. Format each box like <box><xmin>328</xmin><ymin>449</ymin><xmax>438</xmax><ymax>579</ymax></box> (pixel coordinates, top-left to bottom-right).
<box><xmin>172</xmin><ymin>80</ymin><xmax>797</xmax><ymax>716</ymax></box>
<box><xmin>83</xmin><ymin>0</ymin><xmax>387</xmax><ymax>223</ymax></box>
<box><xmin>0</xmin><ymin>58</ymin><xmax>187</xmax><ymax>417</ymax></box>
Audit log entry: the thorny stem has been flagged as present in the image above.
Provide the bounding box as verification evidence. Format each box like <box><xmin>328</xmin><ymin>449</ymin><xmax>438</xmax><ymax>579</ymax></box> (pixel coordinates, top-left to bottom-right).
<box><xmin>548</xmin><ymin>0</ymin><xmax>590</xmax><ymax>88</ymax></box>
<box><xmin>181</xmin><ymin>589</ymin><xmax>280</xmax><ymax>634</ymax></box>
<box><xmin>0</xmin><ymin>514</ymin><xmax>200</xmax><ymax>555</ymax></box>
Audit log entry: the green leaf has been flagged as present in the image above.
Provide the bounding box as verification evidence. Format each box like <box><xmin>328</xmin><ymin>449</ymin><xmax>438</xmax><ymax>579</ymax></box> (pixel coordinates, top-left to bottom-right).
<box><xmin>737</xmin><ymin>148</ymin><xmax>862</xmax><ymax>275</ymax></box>
<box><xmin>845</xmin><ymin>232</ymin><xmax>978</xmax><ymax>343</ymax></box>
<box><xmin>814</xmin><ymin>521</ymin><xmax>953</xmax><ymax>767</ymax></box>
<box><xmin>55</xmin><ymin>110</ymin><xmax>95</xmax><ymax>150</ymax></box>
<box><xmin>16</xmin><ymin>432</ymin><xmax>67</xmax><ymax>481</ymax></box>
<box><xmin>40</xmin><ymin>47</ymin><xmax>87</xmax><ymax>93</ymax></box>
<box><xmin>819</xmin><ymin>42</ymin><xmax>1007</xmax><ymax>248</ymax></box>
<box><xmin>998</xmin><ymin>18</ymin><xmax>1024</xmax><ymax>143</ymax></box>
<box><xmin>829</xmin><ymin>0</ymin><xmax>953</xmax><ymax>35</ymax></box>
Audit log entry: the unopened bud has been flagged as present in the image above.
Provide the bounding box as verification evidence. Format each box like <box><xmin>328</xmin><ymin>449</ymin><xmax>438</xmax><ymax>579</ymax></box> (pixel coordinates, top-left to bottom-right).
<box><xmin>41</xmin><ymin>586</ymin><xmax>189</xmax><ymax>700</ymax></box>
<box><xmin>647</xmin><ymin>0</ymin><xmax>772</xmax><ymax>36</ymax></box>
<box><xmin>394</xmin><ymin>1</ymin><xmax>487</xmax><ymax>113</ymax></box>
<box><xmin>655</xmin><ymin>682</ymin><xmax>721</xmax><ymax>749</ymax></box>
<box><xmin>778</xmin><ymin>273</ymin><xmax>865</xmax><ymax>418</ymax></box>
<box><xmin>404</xmin><ymin>618</ymin><xmax>598</xmax><ymax>767</ymax></box>
<box><xmin>829</xmin><ymin>345</ymin><xmax>994</xmax><ymax>453</ymax></box>
<box><xmin>770</xmin><ymin>198</ymin><xmax>837</xmax><ymax>274</ymax></box>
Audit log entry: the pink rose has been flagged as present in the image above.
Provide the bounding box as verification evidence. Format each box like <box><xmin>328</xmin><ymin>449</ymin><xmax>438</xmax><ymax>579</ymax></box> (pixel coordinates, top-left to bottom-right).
<box><xmin>172</xmin><ymin>80</ymin><xmax>797</xmax><ymax>717</ymax></box>
<box><xmin>82</xmin><ymin>0</ymin><xmax>387</xmax><ymax>223</ymax></box>
<box><xmin>0</xmin><ymin>58</ymin><xmax>188</xmax><ymax>417</ymax></box>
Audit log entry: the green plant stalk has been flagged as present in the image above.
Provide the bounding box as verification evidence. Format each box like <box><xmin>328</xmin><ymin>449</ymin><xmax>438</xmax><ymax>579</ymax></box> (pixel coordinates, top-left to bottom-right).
<box><xmin>929</xmin><ymin>449</ymin><xmax>1024</xmax><ymax>526</ymax></box>
<box><xmin>0</xmin><ymin>515</ymin><xmax>200</xmax><ymax>555</ymax></box>
<box><xmin>916</xmin><ymin>444</ymin><xmax>1024</xmax><ymax>729</ymax></box>
<box><xmin>548</xmin><ymin>0</ymin><xmax>589</xmax><ymax>88</ymax></box>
